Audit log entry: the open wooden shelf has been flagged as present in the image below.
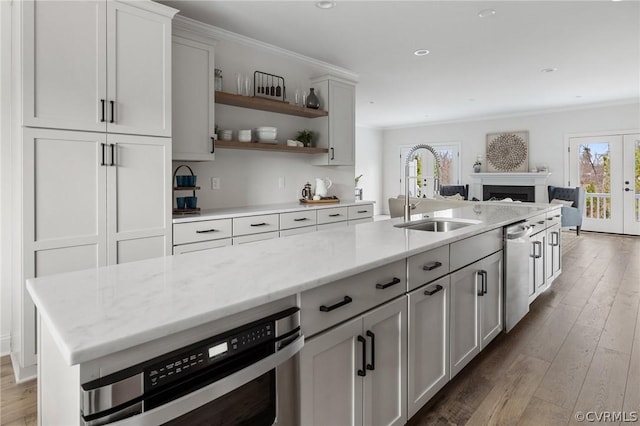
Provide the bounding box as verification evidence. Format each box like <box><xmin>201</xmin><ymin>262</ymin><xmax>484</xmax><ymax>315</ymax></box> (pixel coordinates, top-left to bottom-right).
<box><xmin>216</xmin><ymin>140</ymin><xmax>328</xmax><ymax>154</ymax></box>
<box><xmin>173</xmin><ymin>186</ymin><xmax>201</xmax><ymax>191</ymax></box>
<box><xmin>215</xmin><ymin>91</ymin><xmax>328</xmax><ymax>118</ymax></box>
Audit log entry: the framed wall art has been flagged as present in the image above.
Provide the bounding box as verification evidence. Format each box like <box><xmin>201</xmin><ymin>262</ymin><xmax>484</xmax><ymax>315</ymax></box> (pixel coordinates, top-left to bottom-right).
<box><xmin>485</xmin><ymin>131</ymin><xmax>529</xmax><ymax>172</ymax></box>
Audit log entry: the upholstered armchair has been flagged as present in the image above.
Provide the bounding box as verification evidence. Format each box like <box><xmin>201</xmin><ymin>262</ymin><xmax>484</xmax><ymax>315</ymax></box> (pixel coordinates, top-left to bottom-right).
<box><xmin>548</xmin><ymin>186</ymin><xmax>586</xmax><ymax>235</ymax></box>
<box><xmin>439</xmin><ymin>184</ymin><xmax>469</xmax><ymax>200</ymax></box>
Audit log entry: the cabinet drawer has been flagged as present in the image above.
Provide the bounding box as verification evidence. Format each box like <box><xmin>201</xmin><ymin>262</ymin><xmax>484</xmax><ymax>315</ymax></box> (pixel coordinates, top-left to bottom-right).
<box><xmin>546</xmin><ymin>210</ymin><xmax>562</xmax><ymax>227</ymax></box>
<box><xmin>317</xmin><ymin>207</ymin><xmax>348</xmax><ymax>224</ymax></box>
<box><xmin>233</xmin><ymin>231</ymin><xmax>279</xmax><ymax>245</ymax></box>
<box><xmin>407</xmin><ymin>245</ymin><xmax>450</xmax><ymax>291</ymax></box>
<box><xmin>280</xmin><ymin>226</ymin><xmax>316</xmax><ymax>237</ymax></box>
<box><xmin>280</xmin><ymin>210</ymin><xmax>317</xmax><ymax>230</ymax></box>
<box><xmin>173</xmin><ymin>219</ymin><xmax>232</xmax><ymax>245</ymax></box>
<box><xmin>529</xmin><ymin>213</ymin><xmax>547</xmax><ymax>230</ymax></box>
<box><xmin>348</xmin><ymin>204</ymin><xmax>373</xmax><ymax>220</ymax></box>
<box><xmin>301</xmin><ymin>260</ymin><xmax>406</xmax><ymax>337</ymax></box>
<box><xmin>173</xmin><ymin>238</ymin><xmax>231</xmax><ymax>254</ymax></box>
<box><xmin>450</xmin><ymin>228</ymin><xmax>502</xmax><ymax>271</ymax></box>
<box><xmin>233</xmin><ymin>214</ymin><xmax>279</xmax><ymax>236</ymax></box>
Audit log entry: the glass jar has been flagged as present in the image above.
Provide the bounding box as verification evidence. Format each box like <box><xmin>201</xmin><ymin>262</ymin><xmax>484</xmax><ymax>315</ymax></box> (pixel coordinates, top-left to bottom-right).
<box><xmin>214</xmin><ymin>69</ymin><xmax>223</xmax><ymax>92</ymax></box>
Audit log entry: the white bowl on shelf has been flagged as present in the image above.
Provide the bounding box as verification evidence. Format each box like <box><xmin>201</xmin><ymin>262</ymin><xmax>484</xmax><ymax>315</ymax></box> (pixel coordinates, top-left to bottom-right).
<box><xmin>255</xmin><ymin>126</ymin><xmax>277</xmax><ymax>141</ymax></box>
<box><xmin>238</xmin><ymin>129</ymin><xmax>252</xmax><ymax>142</ymax></box>
<box><xmin>219</xmin><ymin>130</ymin><xmax>233</xmax><ymax>141</ymax></box>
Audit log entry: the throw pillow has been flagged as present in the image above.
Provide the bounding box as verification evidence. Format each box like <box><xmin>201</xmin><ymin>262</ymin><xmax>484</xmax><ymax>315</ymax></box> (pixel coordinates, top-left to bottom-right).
<box><xmin>550</xmin><ymin>199</ymin><xmax>574</xmax><ymax>207</ymax></box>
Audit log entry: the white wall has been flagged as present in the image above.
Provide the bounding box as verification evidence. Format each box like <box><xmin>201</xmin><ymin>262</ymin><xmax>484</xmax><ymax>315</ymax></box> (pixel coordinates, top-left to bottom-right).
<box><xmin>381</xmin><ymin>102</ymin><xmax>640</xmax><ymax>214</ymax></box>
<box><xmin>173</xmin><ymin>29</ymin><xmax>357</xmax><ymax>209</ymax></box>
<box><xmin>355</xmin><ymin>126</ymin><xmax>383</xmax><ymax>214</ymax></box>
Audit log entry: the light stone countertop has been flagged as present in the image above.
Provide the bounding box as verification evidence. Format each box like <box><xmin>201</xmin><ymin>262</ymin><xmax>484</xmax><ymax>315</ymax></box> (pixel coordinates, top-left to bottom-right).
<box><xmin>27</xmin><ymin>202</ymin><xmax>559</xmax><ymax>366</ymax></box>
<box><xmin>172</xmin><ymin>200</ymin><xmax>375</xmax><ymax>223</ymax></box>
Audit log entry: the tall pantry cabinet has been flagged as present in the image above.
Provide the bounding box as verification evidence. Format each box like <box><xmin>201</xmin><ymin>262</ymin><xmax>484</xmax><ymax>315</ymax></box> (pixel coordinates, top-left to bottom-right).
<box><xmin>13</xmin><ymin>0</ymin><xmax>178</xmax><ymax>378</ymax></box>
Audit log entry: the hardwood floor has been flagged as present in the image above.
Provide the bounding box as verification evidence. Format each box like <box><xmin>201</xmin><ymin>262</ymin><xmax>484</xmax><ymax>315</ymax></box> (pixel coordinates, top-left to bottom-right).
<box><xmin>0</xmin><ymin>231</ymin><xmax>637</xmax><ymax>425</ymax></box>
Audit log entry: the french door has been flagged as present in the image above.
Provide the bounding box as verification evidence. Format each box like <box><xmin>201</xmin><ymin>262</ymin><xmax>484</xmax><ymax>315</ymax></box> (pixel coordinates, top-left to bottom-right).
<box><xmin>568</xmin><ymin>133</ymin><xmax>640</xmax><ymax>235</ymax></box>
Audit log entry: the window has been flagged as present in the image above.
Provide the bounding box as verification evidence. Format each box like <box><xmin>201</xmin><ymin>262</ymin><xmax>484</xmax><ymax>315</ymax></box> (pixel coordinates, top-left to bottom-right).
<box><xmin>399</xmin><ymin>143</ymin><xmax>461</xmax><ymax>197</ymax></box>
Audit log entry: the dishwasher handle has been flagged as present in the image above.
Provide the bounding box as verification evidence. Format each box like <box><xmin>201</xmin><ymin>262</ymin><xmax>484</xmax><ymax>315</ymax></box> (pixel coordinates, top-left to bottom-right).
<box><xmin>506</xmin><ymin>222</ymin><xmax>533</xmax><ymax>239</ymax></box>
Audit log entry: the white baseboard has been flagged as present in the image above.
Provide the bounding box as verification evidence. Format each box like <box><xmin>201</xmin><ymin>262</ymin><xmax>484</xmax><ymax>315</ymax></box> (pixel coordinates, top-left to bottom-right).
<box><xmin>0</xmin><ymin>333</ymin><xmax>10</xmax><ymax>356</ymax></box>
<box><xmin>10</xmin><ymin>352</ymin><xmax>37</xmax><ymax>383</ymax></box>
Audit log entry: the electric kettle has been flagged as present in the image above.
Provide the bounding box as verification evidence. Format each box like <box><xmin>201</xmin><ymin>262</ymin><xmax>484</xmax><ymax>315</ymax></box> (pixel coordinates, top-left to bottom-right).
<box><xmin>315</xmin><ymin>177</ymin><xmax>332</xmax><ymax>197</ymax></box>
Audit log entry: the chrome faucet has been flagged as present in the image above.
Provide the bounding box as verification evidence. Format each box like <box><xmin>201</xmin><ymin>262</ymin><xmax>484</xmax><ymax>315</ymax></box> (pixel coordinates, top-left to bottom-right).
<box><xmin>404</xmin><ymin>144</ymin><xmax>441</xmax><ymax>221</ymax></box>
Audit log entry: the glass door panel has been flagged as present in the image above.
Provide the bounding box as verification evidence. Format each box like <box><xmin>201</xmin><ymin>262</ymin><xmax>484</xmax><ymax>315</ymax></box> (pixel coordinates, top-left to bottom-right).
<box><xmin>623</xmin><ymin>134</ymin><xmax>640</xmax><ymax>235</ymax></box>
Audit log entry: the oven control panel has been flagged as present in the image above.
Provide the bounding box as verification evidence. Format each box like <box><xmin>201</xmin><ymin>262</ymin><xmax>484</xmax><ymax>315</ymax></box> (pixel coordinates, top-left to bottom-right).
<box><xmin>144</xmin><ymin>323</ymin><xmax>273</xmax><ymax>390</ymax></box>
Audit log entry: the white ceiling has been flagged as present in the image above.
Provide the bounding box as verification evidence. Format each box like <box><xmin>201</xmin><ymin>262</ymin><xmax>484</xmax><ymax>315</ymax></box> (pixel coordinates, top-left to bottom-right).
<box><xmin>160</xmin><ymin>1</ymin><xmax>640</xmax><ymax>128</ymax></box>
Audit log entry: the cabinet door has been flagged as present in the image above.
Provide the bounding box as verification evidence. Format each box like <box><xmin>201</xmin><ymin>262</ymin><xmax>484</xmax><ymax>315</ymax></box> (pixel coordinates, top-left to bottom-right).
<box><xmin>546</xmin><ymin>225</ymin><xmax>561</xmax><ymax>282</ymax></box>
<box><xmin>106</xmin><ymin>134</ymin><xmax>171</xmax><ymax>264</ymax></box>
<box><xmin>480</xmin><ymin>251</ymin><xmax>503</xmax><ymax>348</ymax></box>
<box><xmin>22</xmin><ymin>0</ymin><xmax>107</xmax><ymax>132</ymax></box>
<box><xmin>106</xmin><ymin>1</ymin><xmax>172</xmax><ymax>137</ymax></box>
<box><xmin>529</xmin><ymin>231</ymin><xmax>546</xmax><ymax>303</ymax></box>
<box><xmin>172</xmin><ymin>36</ymin><xmax>216</xmax><ymax>161</ymax></box>
<box><xmin>362</xmin><ymin>297</ymin><xmax>407</xmax><ymax>426</ymax></box>
<box><xmin>299</xmin><ymin>318</ymin><xmax>363</xmax><ymax>426</ymax></box>
<box><xmin>408</xmin><ymin>277</ymin><xmax>449</xmax><ymax>418</ymax></box>
<box><xmin>450</xmin><ymin>261</ymin><xmax>481</xmax><ymax>378</ymax></box>
<box><xmin>327</xmin><ymin>80</ymin><xmax>355</xmax><ymax>165</ymax></box>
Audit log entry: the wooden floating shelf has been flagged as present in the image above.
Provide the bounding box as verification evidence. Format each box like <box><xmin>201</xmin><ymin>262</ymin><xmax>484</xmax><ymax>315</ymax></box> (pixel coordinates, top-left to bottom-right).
<box><xmin>215</xmin><ymin>91</ymin><xmax>328</xmax><ymax>118</ymax></box>
<box><xmin>173</xmin><ymin>208</ymin><xmax>201</xmax><ymax>214</ymax></box>
<box><xmin>173</xmin><ymin>186</ymin><xmax>201</xmax><ymax>191</ymax></box>
<box><xmin>216</xmin><ymin>140</ymin><xmax>328</xmax><ymax>154</ymax></box>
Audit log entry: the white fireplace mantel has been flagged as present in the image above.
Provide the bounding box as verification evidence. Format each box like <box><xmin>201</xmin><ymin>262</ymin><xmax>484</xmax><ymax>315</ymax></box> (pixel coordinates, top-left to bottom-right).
<box><xmin>469</xmin><ymin>172</ymin><xmax>552</xmax><ymax>202</ymax></box>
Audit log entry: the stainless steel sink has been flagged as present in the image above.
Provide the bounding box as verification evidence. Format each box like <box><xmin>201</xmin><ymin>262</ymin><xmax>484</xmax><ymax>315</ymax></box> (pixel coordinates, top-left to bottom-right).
<box><xmin>394</xmin><ymin>218</ymin><xmax>481</xmax><ymax>232</ymax></box>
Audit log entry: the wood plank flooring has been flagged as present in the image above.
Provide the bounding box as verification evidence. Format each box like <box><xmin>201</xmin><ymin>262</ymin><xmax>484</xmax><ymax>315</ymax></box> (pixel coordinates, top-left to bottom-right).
<box><xmin>1</xmin><ymin>231</ymin><xmax>638</xmax><ymax>425</ymax></box>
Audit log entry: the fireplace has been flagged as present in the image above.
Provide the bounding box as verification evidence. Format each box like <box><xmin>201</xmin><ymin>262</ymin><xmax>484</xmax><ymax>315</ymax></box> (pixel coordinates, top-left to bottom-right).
<box><xmin>483</xmin><ymin>185</ymin><xmax>535</xmax><ymax>202</ymax></box>
<box><xmin>469</xmin><ymin>172</ymin><xmax>552</xmax><ymax>202</ymax></box>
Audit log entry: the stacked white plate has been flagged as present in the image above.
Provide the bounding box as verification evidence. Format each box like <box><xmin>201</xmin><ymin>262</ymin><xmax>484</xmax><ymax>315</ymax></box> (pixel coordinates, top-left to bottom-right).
<box><xmin>255</xmin><ymin>126</ymin><xmax>277</xmax><ymax>142</ymax></box>
<box><xmin>238</xmin><ymin>129</ymin><xmax>252</xmax><ymax>142</ymax></box>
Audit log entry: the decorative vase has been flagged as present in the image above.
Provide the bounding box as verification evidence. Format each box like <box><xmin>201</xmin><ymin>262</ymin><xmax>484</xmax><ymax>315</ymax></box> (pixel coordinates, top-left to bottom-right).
<box><xmin>473</xmin><ymin>164</ymin><xmax>481</xmax><ymax>173</ymax></box>
<box><xmin>306</xmin><ymin>88</ymin><xmax>320</xmax><ymax>109</ymax></box>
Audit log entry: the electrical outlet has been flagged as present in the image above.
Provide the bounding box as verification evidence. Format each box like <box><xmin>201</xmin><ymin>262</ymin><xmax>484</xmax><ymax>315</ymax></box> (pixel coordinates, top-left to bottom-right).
<box><xmin>211</xmin><ymin>177</ymin><xmax>220</xmax><ymax>189</ymax></box>
<box><xmin>278</xmin><ymin>177</ymin><xmax>285</xmax><ymax>189</ymax></box>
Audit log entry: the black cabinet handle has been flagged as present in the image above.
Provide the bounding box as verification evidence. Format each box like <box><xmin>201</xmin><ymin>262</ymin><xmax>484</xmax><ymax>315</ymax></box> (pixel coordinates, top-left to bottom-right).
<box><xmin>319</xmin><ymin>296</ymin><xmax>352</xmax><ymax>312</ymax></box>
<box><xmin>210</xmin><ymin>137</ymin><xmax>215</xmax><ymax>154</ymax></box>
<box><xmin>423</xmin><ymin>261</ymin><xmax>443</xmax><ymax>271</ymax></box>
<box><xmin>294</xmin><ymin>218</ymin><xmax>308</xmax><ymax>222</ymax></box>
<box><xmin>330</xmin><ymin>147</ymin><xmax>335</xmax><ymax>160</ymax></box>
<box><xmin>357</xmin><ymin>335</ymin><xmax>366</xmax><ymax>377</ymax></box>
<box><xmin>250</xmin><ymin>222</ymin><xmax>267</xmax><ymax>227</ymax></box>
<box><xmin>328</xmin><ymin>213</ymin><xmax>341</xmax><ymax>217</ymax></box>
<box><xmin>476</xmin><ymin>271</ymin><xmax>484</xmax><ymax>296</ymax></box>
<box><xmin>366</xmin><ymin>330</ymin><xmax>375</xmax><ymax>371</ymax></box>
<box><xmin>376</xmin><ymin>277</ymin><xmax>401</xmax><ymax>290</ymax></box>
<box><xmin>100</xmin><ymin>143</ymin><xmax>107</xmax><ymax>166</ymax></box>
<box><xmin>625</xmin><ymin>188</ymin><xmax>631</xmax><ymax>192</ymax></box>
<box><xmin>357</xmin><ymin>210</ymin><xmax>368</xmax><ymax>214</ymax></box>
<box><xmin>109</xmin><ymin>144</ymin><xmax>115</xmax><ymax>166</ymax></box>
<box><xmin>196</xmin><ymin>229</ymin><xmax>218</xmax><ymax>234</ymax></box>
<box><xmin>481</xmin><ymin>270</ymin><xmax>488</xmax><ymax>294</ymax></box>
<box><xmin>100</xmin><ymin>99</ymin><xmax>106</xmax><ymax>122</ymax></box>
<box><xmin>424</xmin><ymin>284</ymin><xmax>443</xmax><ymax>296</ymax></box>
<box><xmin>109</xmin><ymin>100</ymin><xmax>115</xmax><ymax>123</ymax></box>
<box><xmin>537</xmin><ymin>221</ymin><xmax>545</xmax><ymax>225</ymax></box>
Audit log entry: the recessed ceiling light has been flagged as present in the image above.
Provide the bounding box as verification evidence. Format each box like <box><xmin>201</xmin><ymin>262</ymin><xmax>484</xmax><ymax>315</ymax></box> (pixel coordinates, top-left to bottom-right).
<box><xmin>575</xmin><ymin>95</ymin><xmax>583</xmax><ymax>98</ymax></box>
<box><xmin>414</xmin><ymin>49</ymin><xmax>430</xmax><ymax>56</ymax></box>
<box><xmin>478</xmin><ymin>9</ymin><xmax>496</xmax><ymax>18</ymax></box>
<box><xmin>368</xmin><ymin>101</ymin><xmax>375</xmax><ymax>104</ymax></box>
<box><xmin>541</xmin><ymin>67</ymin><xmax>558</xmax><ymax>73</ymax></box>
<box><xmin>315</xmin><ymin>1</ymin><xmax>336</xmax><ymax>9</ymax></box>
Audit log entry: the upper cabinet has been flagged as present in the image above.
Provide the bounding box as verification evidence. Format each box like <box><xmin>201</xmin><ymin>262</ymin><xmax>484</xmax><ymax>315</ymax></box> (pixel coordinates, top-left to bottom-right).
<box><xmin>21</xmin><ymin>0</ymin><xmax>176</xmax><ymax>137</ymax></box>
<box><xmin>310</xmin><ymin>76</ymin><xmax>356</xmax><ymax>166</ymax></box>
<box><xmin>172</xmin><ymin>34</ymin><xmax>216</xmax><ymax>161</ymax></box>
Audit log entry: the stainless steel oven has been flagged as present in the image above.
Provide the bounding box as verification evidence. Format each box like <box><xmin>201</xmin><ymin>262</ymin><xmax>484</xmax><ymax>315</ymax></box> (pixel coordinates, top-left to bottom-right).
<box><xmin>80</xmin><ymin>308</ymin><xmax>303</xmax><ymax>425</ymax></box>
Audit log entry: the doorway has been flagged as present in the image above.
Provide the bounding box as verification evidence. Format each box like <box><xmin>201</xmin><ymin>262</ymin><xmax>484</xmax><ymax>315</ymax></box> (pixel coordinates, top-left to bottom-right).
<box><xmin>568</xmin><ymin>133</ymin><xmax>639</xmax><ymax>235</ymax></box>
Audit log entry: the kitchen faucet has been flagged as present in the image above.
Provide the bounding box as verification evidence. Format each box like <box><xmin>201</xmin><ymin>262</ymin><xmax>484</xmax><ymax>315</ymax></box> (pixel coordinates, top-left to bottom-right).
<box><xmin>404</xmin><ymin>144</ymin><xmax>441</xmax><ymax>222</ymax></box>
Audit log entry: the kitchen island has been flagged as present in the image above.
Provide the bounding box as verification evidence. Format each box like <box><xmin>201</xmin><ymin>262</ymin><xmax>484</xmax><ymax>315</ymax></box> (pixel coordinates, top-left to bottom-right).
<box><xmin>27</xmin><ymin>202</ymin><xmax>561</xmax><ymax>425</ymax></box>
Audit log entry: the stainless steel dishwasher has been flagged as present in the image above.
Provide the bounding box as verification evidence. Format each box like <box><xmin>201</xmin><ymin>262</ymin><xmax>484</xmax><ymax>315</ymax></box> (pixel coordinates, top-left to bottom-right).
<box><xmin>504</xmin><ymin>221</ymin><xmax>533</xmax><ymax>332</ymax></box>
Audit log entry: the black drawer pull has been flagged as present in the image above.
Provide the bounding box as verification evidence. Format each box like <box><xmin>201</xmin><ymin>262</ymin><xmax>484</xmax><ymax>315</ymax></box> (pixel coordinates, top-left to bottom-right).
<box><xmin>423</xmin><ymin>261</ymin><xmax>443</xmax><ymax>271</ymax></box>
<box><xmin>357</xmin><ymin>335</ymin><xmax>366</xmax><ymax>377</ymax></box>
<box><xmin>357</xmin><ymin>210</ymin><xmax>368</xmax><ymax>214</ymax></box>
<box><xmin>109</xmin><ymin>144</ymin><xmax>115</xmax><ymax>166</ymax></box>
<box><xmin>328</xmin><ymin>213</ymin><xmax>342</xmax><ymax>217</ymax></box>
<box><xmin>376</xmin><ymin>277</ymin><xmax>401</xmax><ymax>290</ymax></box>
<box><xmin>100</xmin><ymin>99</ymin><xmax>106</xmax><ymax>122</ymax></box>
<box><xmin>366</xmin><ymin>330</ymin><xmax>375</xmax><ymax>371</ymax></box>
<box><xmin>547</xmin><ymin>217</ymin><xmax>553</xmax><ymax>221</ymax></box>
<box><xmin>537</xmin><ymin>221</ymin><xmax>545</xmax><ymax>225</ymax></box>
<box><xmin>109</xmin><ymin>100</ymin><xmax>115</xmax><ymax>123</ymax></box>
<box><xmin>100</xmin><ymin>143</ymin><xmax>107</xmax><ymax>166</ymax></box>
<box><xmin>424</xmin><ymin>285</ymin><xmax>443</xmax><ymax>296</ymax></box>
<box><xmin>210</xmin><ymin>137</ymin><xmax>215</xmax><ymax>154</ymax></box>
<box><xmin>294</xmin><ymin>218</ymin><xmax>308</xmax><ymax>222</ymax></box>
<box><xmin>319</xmin><ymin>296</ymin><xmax>352</xmax><ymax>312</ymax></box>
<box><xmin>250</xmin><ymin>222</ymin><xmax>267</xmax><ymax>227</ymax></box>
<box><xmin>196</xmin><ymin>229</ymin><xmax>218</xmax><ymax>234</ymax></box>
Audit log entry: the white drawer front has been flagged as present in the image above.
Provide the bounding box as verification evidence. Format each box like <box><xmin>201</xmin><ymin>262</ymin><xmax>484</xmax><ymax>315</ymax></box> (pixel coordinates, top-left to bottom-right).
<box><xmin>173</xmin><ymin>238</ymin><xmax>231</xmax><ymax>254</ymax></box>
<box><xmin>301</xmin><ymin>260</ymin><xmax>406</xmax><ymax>337</ymax></box>
<box><xmin>407</xmin><ymin>245</ymin><xmax>450</xmax><ymax>291</ymax></box>
<box><xmin>317</xmin><ymin>207</ymin><xmax>348</xmax><ymax>224</ymax></box>
<box><xmin>546</xmin><ymin>210</ymin><xmax>562</xmax><ymax>227</ymax></box>
<box><xmin>450</xmin><ymin>228</ymin><xmax>503</xmax><ymax>270</ymax></box>
<box><xmin>280</xmin><ymin>226</ymin><xmax>317</xmax><ymax>237</ymax></box>
<box><xmin>233</xmin><ymin>214</ymin><xmax>279</xmax><ymax>236</ymax></box>
<box><xmin>233</xmin><ymin>231</ymin><xmax>279</xmax><ymax>245</ymax></box>
<box><xmin>348</xmin><ymin>204</ymin><xmax>373</xmax><ymax>220</ymax></box>
<box><xmin>280</xmin><ymin>210</ymin><xmax>317</xmax><ymax>230</ymax></box>
<box><xmin>173</xmin><ymin>219</ymin><xmax>232</xmax><ymax>245</ymax></box>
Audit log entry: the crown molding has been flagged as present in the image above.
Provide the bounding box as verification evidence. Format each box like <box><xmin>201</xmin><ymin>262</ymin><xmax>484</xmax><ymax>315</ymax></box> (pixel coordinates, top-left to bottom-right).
<box><xmin>173</xmin><ymin>15</ymin><xmax>359</xmax><ymax>82</ymax></box>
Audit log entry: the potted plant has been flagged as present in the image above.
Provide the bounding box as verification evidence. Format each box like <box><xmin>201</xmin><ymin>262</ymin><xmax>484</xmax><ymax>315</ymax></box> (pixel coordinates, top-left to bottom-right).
<box><xmin>354</xmin><ymin>174</ymin><xmax>363</xmax><ymax>187</ymax></box>
<box><xmin>296</xmin><ymin>129</ymin><xmax>314</xmax><ymax>147</ymax></box>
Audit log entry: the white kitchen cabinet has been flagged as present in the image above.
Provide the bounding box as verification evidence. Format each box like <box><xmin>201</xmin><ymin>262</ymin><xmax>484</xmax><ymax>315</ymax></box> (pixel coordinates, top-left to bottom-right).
<box><xmin>310</xmin><ymin>76</ymin><xmax>356</xmax><ymax>166</ymax></box>
<box><xmin>546</xmin><ymin>223</ymin><xmax>561</xmax><ymax>283</ymax></box>
<box><xmin>171</xmin><ymin>34</ymin><xmax>216</xmax><ymax>161</ymax></box>
<box><xmin>407</xmin><ymin>276</ymin><xmax>450</xmax><ymax>418</ymax></box>
<box><xmin>21</xmin><ymin>128</ymin><xmax>171</xmax><ymax>367</ymax></box>
<box><xmin>299</xmin><ymin>297</ymin><xmax>407</xmax><ymax>426</ymax></box>
<box><xmin>22</xmin><ymin>0</ymin><xmax>176</xmax><ymax>136</ymax></box>
<box><xmin>450</xmin><ymin>251</ymin><xmax>503</xmax><ymax>378</ymax></box>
